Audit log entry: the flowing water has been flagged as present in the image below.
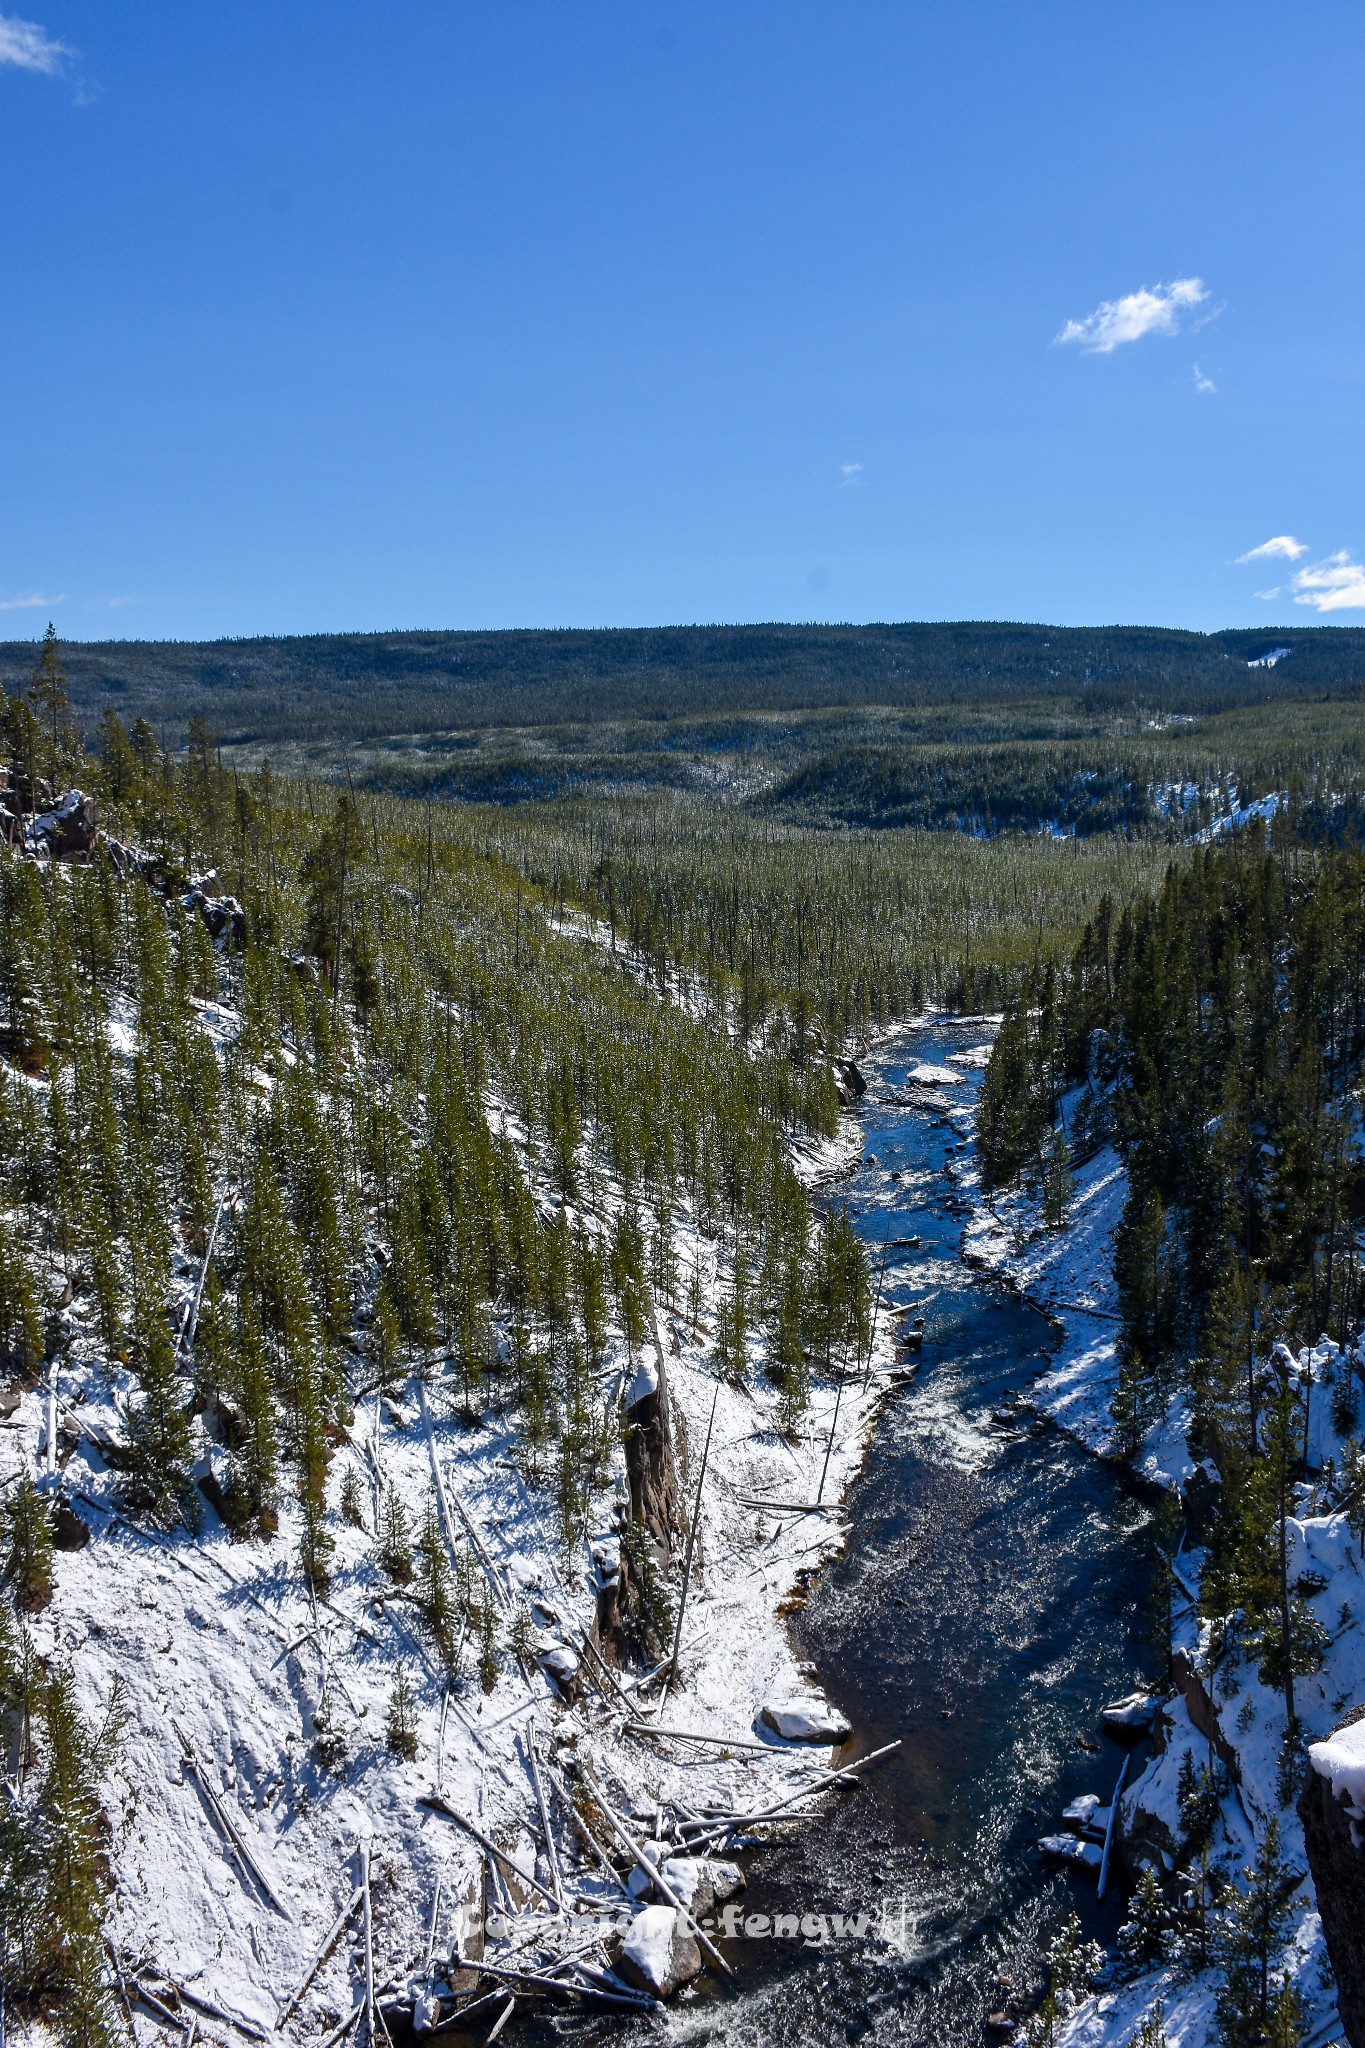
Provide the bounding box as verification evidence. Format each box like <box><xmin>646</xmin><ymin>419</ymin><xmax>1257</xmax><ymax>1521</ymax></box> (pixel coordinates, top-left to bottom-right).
<box><xmin>514</xmin><ymin>1020</ymin><xmax>1157</xmax><ymax>2046</ymax></box>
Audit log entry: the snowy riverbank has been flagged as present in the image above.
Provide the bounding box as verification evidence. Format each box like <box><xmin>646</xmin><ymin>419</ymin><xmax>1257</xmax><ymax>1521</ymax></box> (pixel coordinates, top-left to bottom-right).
<box><xmin>3</xmin><ymin>1048</ymin><xmax>918</xmax><ymax>2040</ymax></box>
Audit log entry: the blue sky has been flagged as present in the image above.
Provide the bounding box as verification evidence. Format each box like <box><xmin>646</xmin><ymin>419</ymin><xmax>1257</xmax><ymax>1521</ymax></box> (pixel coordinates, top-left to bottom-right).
<box><xmin>2</xmin><ymin>1</ymin><xmax>1363</xmax><ymax>640</ymax></box>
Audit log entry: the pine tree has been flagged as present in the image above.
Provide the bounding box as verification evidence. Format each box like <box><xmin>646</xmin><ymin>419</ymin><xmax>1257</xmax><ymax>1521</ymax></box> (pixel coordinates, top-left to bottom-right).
<box><xmin>36</xmin><ymin>1663</ymin><xmax>123</xmax><ymax>2048</ymax></box>
<box><xmin>385</xmin><ymin>1664</ymin><xmax>419</xmax><ymax>1761</ymax></box>
<box><xmin>714</xmin><ymin>1257</ymin><xmax>749</xmax><ymax>1385</ymax></box>
<box><xmin>27</xmin><ymin>624</ymin><xmax>75</xmax><ymax>786</ymax></box>
<box><xmin>371</xmin><ymin>1281</ymin><xmax>402</xmax><ymax>1397</ymax></box>
<box><xmin>122</xmin><ymin>1315</ymin><xmax>192</xmax><ymax>1525</ymax></box>
<box><xmin>0</xmin><ymin>1212</ymin><xmax>43</xmax><ymax>1373</ymax></box>
<box><xmin>340</xmin><ymin>1464</ymin><xmax>365</xmax><ymax>1528</ymax></box>
<box><xmin>1214</xmin><ymin>1818</ymin><xmax>1305</xmax><ymax>2048</ymax></box>
<box><xmin>510</xmin><ymin>1598</ymin><xmax>536</xmax><ymax>1667</ymax></box>
<box><xmin>1118</xmin><ymin>1865</ymin><xmax>1172</xmax><ymax>1971</ymax></box>
<box><xmin>1042</xmin><ymin>1122</ymin><xmax>1074</xmax><ymax>1231</ymax></box>
<box><xmin>225</xmin><ymin>1303</ymin><xmax>280</xmax><ymax>1537</ymax></box>
<box><xmin>293</xmin><ymin>1356</ymin><xmax>334</xmax><ymax>1593</ymax></box>
<box><xmin>377</xmin><ymin>1484</ymin><xmax>414</xmax><ymax>1586</ymax></box>
<box><xmin>415</xmin><ymin>1499</ymin><xmax>458</xmax><ymax>1671</ymax></box>
<box><xmin>4</xmin><ymin>1471</ymin><xmax>55</xmax><ymax>1611</ymax></box>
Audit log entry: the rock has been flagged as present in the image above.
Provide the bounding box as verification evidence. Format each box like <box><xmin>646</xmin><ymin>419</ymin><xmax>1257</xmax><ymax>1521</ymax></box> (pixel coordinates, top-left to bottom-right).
<box><xmin>197</xmin><ymin>1469</ymin><xmax>233</xmax><ymax>1524</ymax></box>
<box><xmin>33</xmin><ymin>789</ymin><xmax>98</xmax><ymax>861</ymax></box>
<box><xmin>51</xmin><ymin>1498</ymin><xmax>91</xmax><ymax>1551</ymax></box>
<box><xmin>538</xmin><ymin>1644</ymin><xmax>582</xmax><ymax>1704</ymax></box>
<box><xmin>617</xmin><ymin>1905</ymin><xmax>702</xmax><ymax>1998</ymax></box>
<box><xmin>1039</xmin><ymin>1834</ymin><xmax>1103</xmax><ymax>1869</ymax></box>
<box><xmin>704</xmin><ymin>1857</ymin><xmax>744</xmax><ymax>1903</ymax></box>
<box><xmin>832</xmin><ymin>1058</ymin><xmax>867</xmax><ymax>1106</ymax></box>
<box><xmin>1101</xmin><ymin>1691</ymin><xmax>1158</xmax><ymax>1737</ymax></box>
<box><xmin>626</xmin><ymin>1840</ymin><xmax>672</xmax><ymax>1900</ymax></box>
<box><xmin>1060</xmin><ymin>1793</ymin><xmax>1101</xmax><ymax>1831</ymax></box>
<box><xmin>759</xmin><ymin>1699</ymin><xmax>853</xmax><ymax>1743</ymax></box>
<box><xmin>660</xmin><ymin>1856</ymin><xmax>714</xmax><ymax>1917</ymax></box>
<box><xmin>625</xmin><ymin>1356</ymin><xmax>659</xmax><ymax>1408</ymax></box>
<box><xmin>1300</xmin><ymin>1707</ymin><xmax>1365</xmax><ymax>2048</ymax></box>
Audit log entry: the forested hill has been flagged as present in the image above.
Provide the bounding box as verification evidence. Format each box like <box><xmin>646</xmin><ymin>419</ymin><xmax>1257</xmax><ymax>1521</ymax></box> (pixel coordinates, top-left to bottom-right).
<box><xmin>1</xmin><ymin>620</ymin><xmax>1362</xmax><ymax>746</ymax></box>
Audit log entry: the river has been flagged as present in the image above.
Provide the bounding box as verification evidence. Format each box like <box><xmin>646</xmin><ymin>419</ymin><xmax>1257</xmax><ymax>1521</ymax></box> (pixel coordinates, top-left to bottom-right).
<box><xmin>512</xmin><ymin>1019</ymin><xmax>1158</xmax><ymax>2046</ymax></box>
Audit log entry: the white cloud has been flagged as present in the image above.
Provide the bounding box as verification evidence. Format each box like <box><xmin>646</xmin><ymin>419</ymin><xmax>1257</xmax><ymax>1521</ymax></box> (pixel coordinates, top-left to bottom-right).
<box><xmin>1254</xmin><ymin>587</ymin><xmax>1281</xmax><ymax>601</ymax></box>
<box><xmin>1237</xmin><ymin>534</ymin><xmax>1308</xmax><ymax>563</ymax></box>
<box><xmin>839</xmin><ymin>462</ymin><xmax>863</xmax><ymax>488</ymax></box>
<box><xmin>1292</xmin><ymin>552</ymin><xmax>1365</xmax><ymax>613</ymax></box>
<box><xmin>1193</xmin><ymin>363</ymin><xmax>1216</xmax><ymax>394</ymax></box>
<box><xmin>0</xmin><ymin>13</ymin><xmax>70</xmax><ymax>72</ymax></box>
<box><xmin>0</xmin><ymin>589</ymin><xmax>64</xmax><ymax>609</ymax></box>
<box><xmin>1055</xmin><ymin>276</ymin><xmax>1209</xmax><ymax>354</ymax></box>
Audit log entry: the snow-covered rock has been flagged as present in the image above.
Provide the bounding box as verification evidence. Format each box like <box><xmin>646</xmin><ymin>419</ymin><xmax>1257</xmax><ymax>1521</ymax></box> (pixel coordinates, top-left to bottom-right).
<box><xmin>1040</xmin><ymin>1833</ymin><xmax>1103</xmax><ymax>1868</ymax></box>
<box><xmin>625</xmin><ymin>1355</ymin><xmax>659</xmax><ymax>1408</ymax></box>
<box><xmin>1102</xmin><ymin>1691</ymin><xmax>1158</xmax><ymax>1735</ymax></box>
<box><xmin>626</xmin><ymin>1839</ymin><xmax>673</xmax><ymax>1899</ymax></box>
<box><xmin>759</xmin><ymin>1698</ymin><xmax>852</xmax><ymax>1742</ymax></box>
<box><xmin>660</xmin><ymin>1855</ymin><xmax>714</xmax><ymax>1916</ymax></box>
<box><xmin>1309</xmin><ymin>1712</ymin><xmax>1365</xmax><ymax>1824</ymax></box>
<box><xmin>617</xmin><ymin>1904</ymin><xmax>702</xmax><ymax>1997</ymax></box>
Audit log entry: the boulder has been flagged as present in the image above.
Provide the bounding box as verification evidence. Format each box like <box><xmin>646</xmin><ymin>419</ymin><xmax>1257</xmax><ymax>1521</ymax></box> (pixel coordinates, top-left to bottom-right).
<box><xmin>704</xmin><ymin>1857</ymin><xmax>744</xmax><ymax>1903</ymax></box>
<box><xmin>832</xmin><ymin>1058</ymin><xmax>867</xmax><ymax>1106</ymax></box>
<box><xmin>617</xmin><ymin>1905</ymin><xmax>702</xmax><ymax>1998</ymax></box>
<box><xmin>659</xmin><ymin>1856</ymin><xmax>714</xmax><ymax>1917</ymax></box>
<box><xmin>1039</xmin><ymin>1833</ymin><xmax>1103</xmax><ymax>1869</ymax></box>
<box><xmin>759</xmin><ymin>1698</ymin><xmax>852</xmax><ymax>1743</ymax></box>
<box><xmin>1300</xmin><ymin>1708</ymin><xmax>1365</xmax><ymax>2048</ymax></box>
<box><xmin>626</xmin><ymin>1840</ymin><xmax>673</xmax><ymax>1900</ymax></box>
<box><xmin>34</xmin><ymin>790</ymin><xmax>97</xmax><ymax>860</ymax></box>
<box><xmin>1101</xmin><ymin>1691</ymin><xmax>1158</xmax><ymax>1737</ymax></box>
<box><xmin>51</xmin><ymin>1498</ymin><xmax>91</xmax><ymax>1551</ymax></box>
<box><xmin>537</xmin><ymin>1644</ymin><xmax>582</xmax><ymax>1704</ymax></box>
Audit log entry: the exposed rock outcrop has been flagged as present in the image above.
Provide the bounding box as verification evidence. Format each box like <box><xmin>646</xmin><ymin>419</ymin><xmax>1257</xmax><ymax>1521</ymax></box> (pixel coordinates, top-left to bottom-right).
<box><xmin>832</xmin><ymin>1058</ymin><xmax>867</xmax><ymax>1106</ymax></box>
<box><xmin>1300</xmin><ymin>1707</ymin><xmax>1365</xmax><ymax>2048</ymax></box>
<box><xmin>594</xmin><ymin>1319</ymin><xmax>686</xmax><ymax>1668</ymax></box>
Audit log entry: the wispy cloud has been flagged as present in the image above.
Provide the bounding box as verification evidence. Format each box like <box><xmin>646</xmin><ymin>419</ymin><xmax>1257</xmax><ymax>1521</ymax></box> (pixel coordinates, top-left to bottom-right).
<box><xmin>839</xmin><ymin>462</ymin><xmax>863</xmax><ymax>489</ymax></box>
<box><xmin>1238</xmin><ymin>534</ymin><xmax>1308</xmax><ymax>564</ymax></box>
<box><xmin>1254</xmin><ymin>587</ymin><xmax>1281</xmax><ymax>601</ymax></box>
<box><xmin>1055</xmin><ymin>276</ymin><xmax>1209</xmax><ymax>354</ymax></box>
<box><xmin>0</xmin><ymin>589</ymin><xmax>64</xmax><ymax>610</ymax></box>
<box><xmin>0</xmin><ymin>13</ymin><xmax>70</xmax><ymax>72</ymax></box>
<box><xmin>1292</xmin><ymin>552</ymin><xmax>1365</xmax><ymax>613</ymax></box>
<box><xmin>1193</xmin><ymin>363</ymin><xmax>1216</xmax><ymax>395</ymax></box>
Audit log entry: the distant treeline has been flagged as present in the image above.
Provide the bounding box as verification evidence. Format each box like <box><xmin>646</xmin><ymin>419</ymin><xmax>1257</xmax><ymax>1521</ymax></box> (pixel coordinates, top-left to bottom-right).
<box><xmin>1</xmin><ymin>620</ymin><xmax>1362</xmax><ymax>747</ymax></box>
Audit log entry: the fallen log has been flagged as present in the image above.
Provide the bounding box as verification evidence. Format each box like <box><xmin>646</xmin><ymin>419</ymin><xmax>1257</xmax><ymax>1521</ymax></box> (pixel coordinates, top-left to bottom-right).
<box><xmin>171</xmin><ymin>1717</ymin><xmax>291</xmax><ymax>1920</ymax></box>
<box><xmin>147</xmin><ymin>1976</ymin><xmax>274</xmax><ymax>2045</ymax></box>
<box><xmin>279</xmin><ymin>1885</ymin><xmax>363</xmax><ymax>2025</ymax></box>
<box><xmin>417</xmin><ymin>1795</ymin><xmax>564</xmax><ymax>1914</ymax></box>
<box><xmin>456</xmin><ymin>1953</ymin><xmax>658</xmax><ymax>2014</ymax></box>
<box><xmin>579</xmin><ymin>1765</ymin><xmax>732</xmax><ymax>1979</ymax></box>
<box><xmin>734</xmin><ymin>1496</ymin><xmax>838</xmax><ymax>1515</ymax></box>
<box><xmin>522</xmin><ymin>1724</ymin><xmax>565</xmax><ymax>1909</ymax></box>
<box><xmin>624</xmin><ymin>1720</ymin><xmax>774</xmax><ymax>1751</ymax></box>
<box><xmin>678</xmin><ymin>1737</ymin><xmax>903</xmax><ymax>1844</ymax></box>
